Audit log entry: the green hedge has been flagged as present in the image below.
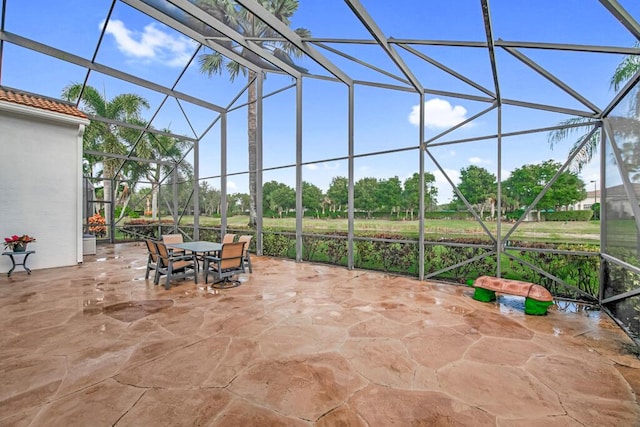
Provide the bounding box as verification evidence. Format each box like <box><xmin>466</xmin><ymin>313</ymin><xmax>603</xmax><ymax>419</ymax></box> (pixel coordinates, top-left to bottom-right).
<box><xmin>542</xmin><ymin>210</ymin><xmax>593</xmax><ymax>221</ymax></box>
<box><xmin>120</xmin><ymin>219</ymin><xmax>173</xmax><ymax>239</ymax></box>
<box><xmin>260</xmin><ymin>231</ymin><xmax>600</xmax><ymax>301</ymax></box>
<box><xmin>424</xmin><ymin>211</ymin><xmax>472</xmax><ymax>220</ymax></box>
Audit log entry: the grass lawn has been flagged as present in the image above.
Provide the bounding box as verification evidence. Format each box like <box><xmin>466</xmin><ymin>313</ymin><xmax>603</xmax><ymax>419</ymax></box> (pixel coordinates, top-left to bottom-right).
<box><xmin>176</xmin><ymin>215</ymin><xmax>600</xmax><ymax>245</ymax></box>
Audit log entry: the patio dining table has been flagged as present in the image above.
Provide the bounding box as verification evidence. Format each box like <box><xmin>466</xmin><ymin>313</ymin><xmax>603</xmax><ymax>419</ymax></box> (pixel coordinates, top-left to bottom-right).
<box><xmin>166</xmin><ymin>241</ymin><xmax>222</xmax><ymax>276</ymax></box>
<box><xmin>167</xmin><ymin>241</ymin><xmax>222</xmax><ymax>256</ymax></box>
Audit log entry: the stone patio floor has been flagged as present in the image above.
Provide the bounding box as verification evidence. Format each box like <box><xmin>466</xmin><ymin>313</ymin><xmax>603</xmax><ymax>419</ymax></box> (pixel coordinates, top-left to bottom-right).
<box><xmin>1</xmin><ymin>242</ymin><xmax>639</xmax><ymax>426</ymax></box>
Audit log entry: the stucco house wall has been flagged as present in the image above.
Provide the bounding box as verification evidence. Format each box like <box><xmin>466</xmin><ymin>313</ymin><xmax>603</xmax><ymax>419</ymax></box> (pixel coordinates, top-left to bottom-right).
<box><xmin>0</xmin><ymin>88</ymin><xmax>89</xmax><ymax>274</ymax></box>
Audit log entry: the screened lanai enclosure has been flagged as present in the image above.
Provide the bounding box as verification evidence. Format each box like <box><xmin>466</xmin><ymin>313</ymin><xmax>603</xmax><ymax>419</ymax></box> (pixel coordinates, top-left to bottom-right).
<box><xmin>2</xmin><ymin>0</ymin><xmax>640</xmax><ymax>338</ymax></box>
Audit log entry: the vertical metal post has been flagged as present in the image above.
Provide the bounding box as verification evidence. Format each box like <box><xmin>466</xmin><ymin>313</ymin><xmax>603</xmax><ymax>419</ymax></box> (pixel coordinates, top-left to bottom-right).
<box><xmin>172</xmin><ymin>167</ymin><xmax>178</xmax><ymax>233</ymax></box>
<box><xmin>347</xmin><ymin>84</ymin><xmax>355</xmax><ymax>269</ymax></box>
<box><xmin>109</xmin><ymin>178</ymin><xmax>116</xmax><ymax>243</ymax></box>
<box><xmin>295</xmin><ymin>78</ymin><xmax>303</xmax><ymax>262</ymax></box>
<box><xmin>256</xmin><ymin>73</ymin><xmax>264</xmax><ymax>255</ymax></box>
<box><xmin>193</xmin><ymin>139</ymin><xmax>200</xmax><ymax>240</ymax></box>
<box><xmin>221</xmin><ymin>113</ymin><xmax>228</xmax><ymax>236</ymax></box>
<box><xmin>496</xmin><ymin>105</ymin><xmax>502</xmax><ymax>278</ymax></box>
<box><xmin>598</xmin><ymin>124</ymin><xmax>606</xmax><ymax>303</ymax></box>
<box><xmin>418</xmin><ymin>92</ymin><xmax>425</xmax><ymax>280</ymax></box>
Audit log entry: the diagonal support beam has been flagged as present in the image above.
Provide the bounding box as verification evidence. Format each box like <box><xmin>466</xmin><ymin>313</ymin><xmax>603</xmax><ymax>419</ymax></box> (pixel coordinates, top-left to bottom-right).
<box><xmin>599</xmin><ymin>0</ymin><xmax>640</xmax><ymax>41</ymax></box>
<box><xmin>480</xmin><ymin>0</ymin><xmax>501</xmax><ymax>103</ymax></box>
<box><xmin>502</xmin><ymin>45</ymin><xmax>601</xmax><ymax>114</ymax></box>
<box><xmin>235</xmin><ymin>0</ymin><xmax>352</xmax><ymax>85</ymax></box>
<box><xmin>167</xmin><ymin>0</ymin><xmax>301</xmax><ymax>78</ymax></box>
<box><xmin>344</xmin><ymin>0</ymin><xmax>423</xmax><ymax>92</ymax></box>
<box><xmin>122</xmin><ymin>0</ymin><xmax>262</xmax><ymax>74</ymax></box>
<box><xmin>399</xmin><ymin>44</ymin><xmax>496</xmax><ymax>98</ymax></box>
<box><xmin>0</xmin><ymin>31</ymin><xmax>226</xmax><ymax>113</ymax></box>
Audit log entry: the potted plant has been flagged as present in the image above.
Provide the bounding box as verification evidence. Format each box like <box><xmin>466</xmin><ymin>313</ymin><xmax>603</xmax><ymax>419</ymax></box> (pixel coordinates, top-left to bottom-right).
<box><xmin>4</xmin><ymin>234</ymin><xmax>36</xmax><ymax>252</ymax></box>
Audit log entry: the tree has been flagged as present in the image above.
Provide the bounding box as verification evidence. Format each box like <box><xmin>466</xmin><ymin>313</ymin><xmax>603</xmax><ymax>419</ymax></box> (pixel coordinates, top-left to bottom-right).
<box><xmin>302</xmin><ymin>181</ymin><xmax>323</xmax><ymax>218</ymax></box>
<box><xmin>136</xmin><ymin>130</ymin><xmax>191</xmax><ymax>220</ymax></box>
<box><xmin>262</xmin><ymin>180</ymin><xmax>283</xmax><ymax>213</ymax></box>
<box><xmin>548</xmin><ymin>42</ymin><xmax>639</xmax><ymax>171</ymax></box>
<box><xmin>504</xmin><ymin>160</ymin><xmax>585</xmax><ymax>221</ymax></box>
<box><xmin>198</xmin><ymin>0</ymin><xmax>310</xmax><ymax>228</ymax></box>
<box><xmin>376</xmin><ymin>176</ymin><xmax>403</xmax><ymax>217</ymax></box>
<box><xmin>327</xmin><ymin>176</ymin><xmax>348</xmax><ymax>213</ymax></box>
<box><xmin>269</xmin><ymin>185</ymin><xmax>296</xmax><ymax>217</ymax></box>
<box><xmin>455</xmin><ymin>166</ymin><xmax>496</xmax><ymax>219</ymax></box>
<box><xmin>200</xmin><ymin>181</ymin><xmax>221</xmax><ymax>215</ymax></box>
<box><xmin>402</xmin><ymin>172</ymin><xmax>437</xmax><ymax>220</ymax></box>
<box><xmin>62</xmin><ymin>84</ymin><xmax>149</xmax><ymax>230</ymax></box>
<box><xmin>263</xmin><ymin>181</ymin><xmax>295</xmax><ymax>217</ymax></box>
<box><xmin>354</xmin><ymin>177</ymin><xmax>379</xmax><ymax>218</ymax></box>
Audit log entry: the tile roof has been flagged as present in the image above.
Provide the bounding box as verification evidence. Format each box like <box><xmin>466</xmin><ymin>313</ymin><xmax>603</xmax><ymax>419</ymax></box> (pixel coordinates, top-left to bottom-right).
<box><xmin>0</xmin><ymin>87</ymin><xmax>87</xmax><ymax>119</ymax></box>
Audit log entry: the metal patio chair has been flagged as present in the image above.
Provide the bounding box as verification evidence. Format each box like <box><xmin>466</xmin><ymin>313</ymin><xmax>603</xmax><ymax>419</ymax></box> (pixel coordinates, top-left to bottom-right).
<box><xmin>155</xmin><ymin>242</ymin><xmax>198</xmax><ymax>290</ymax></box>
<box><xmin>144</xmin><ymin>239</ymin><xmax>160</xmax><ymax>281</ymax></box>
<box><xmin>237</xmin><ymin>235</ymin><xmax>253</xmax><ymax>273</ymax></box>
<box><xmin>202</xmin><ymin>241</ymin><xmax>246</xmax><ymax>288</ymax></box>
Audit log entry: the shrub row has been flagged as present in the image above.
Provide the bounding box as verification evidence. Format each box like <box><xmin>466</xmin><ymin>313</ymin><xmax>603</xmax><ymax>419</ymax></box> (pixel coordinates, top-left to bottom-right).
<box><xmin>542</xmin><ymin>210</ymin><xmax>593</xmax><ymax>221</ymax></box>
<box><xmin>261</xmin><ymin>232</ymin><xmax>600</xmax><ymax>301</ymax></box>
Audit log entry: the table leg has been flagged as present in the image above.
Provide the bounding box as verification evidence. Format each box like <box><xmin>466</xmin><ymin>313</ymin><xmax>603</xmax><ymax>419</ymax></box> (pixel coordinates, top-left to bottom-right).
<box><xmin>6</xmin><ymin>252</ymin><xmax>33</xmax><ymax>277</ymax></box>
<box><xmin>23</xmin><ymin>252</ymin><xmax>32</xmax><ymax>274</ymax></box>
<box><xmin>7</xmin><ymin>254</ymin><xmax>16</xmax><ymax>277</ymax></box>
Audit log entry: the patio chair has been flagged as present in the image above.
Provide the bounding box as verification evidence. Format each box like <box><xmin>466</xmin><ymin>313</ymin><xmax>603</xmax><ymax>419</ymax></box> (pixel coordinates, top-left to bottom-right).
<box><xmin>155</xmin><ymin>242</ymin><xmax>198</xmax><ymax>290</ymax></box>
<box><xmin>202</xmin><ymin>241</ymin><xmax>246</xmax><ymax>288</ymax></box>
<box><xmin>144</xmin><ymin>239</ymin><xmax>160</xmax><ymax>280</ymax></box>
<box><xmin>237</xmin><ymin>235</ymin><xmax>253</xmax><ymax>273</ymax></box>
<box><xmin>222</xmin><ymin>233</ymin><xmax>236</xmax><ymax>244</ymax></box>
<box><xmin>162</xmin><ymin>233</ymin><xmax>186</xmax><ymax>255</ymax></box>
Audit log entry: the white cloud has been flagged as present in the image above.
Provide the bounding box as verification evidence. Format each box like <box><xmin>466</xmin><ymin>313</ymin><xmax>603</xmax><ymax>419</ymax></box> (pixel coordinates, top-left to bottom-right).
<box><xmin>409</xmin><ymin>98</ymin><xmax>469</xmax><ymax>129</ymax></box>
<box><xmin>102</xmin><ymin>19</ymin><xmax>195</xmax><ymax>67</ymax></box>
<box><xmin>322</xmin><ymin>162</ymin><xmax>342</xmax><ymax>170</ymax></box>
<box><xmin>227</xmin><ymin>181</ymin><xmax>237</xmax><ymax>191</ymax></box>
<box><xmin>304</xmin><ymin>163</ymin><xmax>319</xmax><ymax>170</ymax></box>
<box><xmin>432</xmin><ymin>168</ymin><xmax>460</xmax><ymax>203</ymax></box>
<box><xmin>469</xmin><ymin>157</ymin><xmax>491</xmax><ymax>164</ymax></box>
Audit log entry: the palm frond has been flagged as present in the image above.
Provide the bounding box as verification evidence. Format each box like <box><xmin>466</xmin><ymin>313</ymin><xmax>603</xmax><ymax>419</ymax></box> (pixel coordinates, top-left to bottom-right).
<box><xmin>610</xmin><ymin>42</ymin><xmax>640</xmax><ymax>91</ymax></box>
<box><xmin>198</xmin><ymin>52</ymin><xmax>225</xmax><ymax>76</ymax></box>
<box><xmin>547</xmin><ymin>117</ymin><xmax>598</xmax><ymax>148</ymax></box>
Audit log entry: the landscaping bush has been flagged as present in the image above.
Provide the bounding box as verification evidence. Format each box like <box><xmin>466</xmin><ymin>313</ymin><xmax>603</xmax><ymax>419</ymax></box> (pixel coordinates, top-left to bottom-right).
<box><xmin>424</xmin><ymin>211</ymin><xmax>472</xmax><ymax>220</ymax></box>
<box><xmin>542</xmin><ymin>210</ymin><xmax>593</xmax><ymax>221</ymax></box>
<box><xmin>121</xmin><ymin>219</ymin><xmax>173</xmax><ymax>239</ymax></box>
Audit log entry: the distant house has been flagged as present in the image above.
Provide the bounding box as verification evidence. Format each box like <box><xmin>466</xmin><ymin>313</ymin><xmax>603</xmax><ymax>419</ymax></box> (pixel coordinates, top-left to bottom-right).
<box><xmin>569</xmin><ymin>189</ymin><xmax>601</xmax><ymax>211</ymax></box>
<box><xmin>604</xmin><ymin>184</ymin><xmax>640</xmax><ymax>219</ymax></box>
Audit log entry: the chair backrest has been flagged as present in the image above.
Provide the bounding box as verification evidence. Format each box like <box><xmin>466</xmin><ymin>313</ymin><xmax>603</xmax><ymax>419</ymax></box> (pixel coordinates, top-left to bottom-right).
<box><xmin>222</xmin><ymin>233</ymin><xmax>236</xmax><ymax>244</ymax></box>
<box><xmin>144</xmin><ymin>239</ymin><xmax>159</xmax><ymax>262</ymax></box>
<box><xmin>219</xmin><ymin>242</ymin><xmax>245</xmax><ymax>270</ymax></box>
<box><xmin>162</xmin><ymin>234</ymin><xmax>184</xmax><ymax>245</ymax></box>
<box><xmin>156</xmin><ymin>242</ymin><xmax>171</xmax><ymax>267</ymax></box>
<box><xmin>237</xmin><ymin>235</ymin><xmax>252</xmax><ymax>256</ymax></box>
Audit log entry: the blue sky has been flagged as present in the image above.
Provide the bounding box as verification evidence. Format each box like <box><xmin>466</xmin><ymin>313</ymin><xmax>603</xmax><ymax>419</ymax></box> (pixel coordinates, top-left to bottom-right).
<box><xmin>2</xmin><ymin>0</ymin><xmax>639</xmax><ymax>203</ymax></box>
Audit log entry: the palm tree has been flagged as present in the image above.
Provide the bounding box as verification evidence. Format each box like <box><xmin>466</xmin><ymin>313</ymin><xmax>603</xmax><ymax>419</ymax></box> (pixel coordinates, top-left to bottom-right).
<box><xmin>196</xmin><ymin>0</ymin><xmax>310</xmax><ymax>227</ymax></box>
<box><xmin>130</xmin><ymin>127</ymin><xmax>192</xmax><ymax>220</ymax></box>
<box><xmin>548</xmin><ymin>43</ymin><xmax>640</xmax><ymax>172</ymax></box>
<box><xmin>62</xmin><ymin>84</ymin><xmax>150</xmax><ymax>231</ymax></box>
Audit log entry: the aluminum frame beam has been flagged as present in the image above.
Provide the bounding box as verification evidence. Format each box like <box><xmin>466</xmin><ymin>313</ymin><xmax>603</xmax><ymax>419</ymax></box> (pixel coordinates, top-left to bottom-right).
<box><xmin>235</xmin><ymin>0</ymin><xmax>353</xmax><ymax>85</ymax></box>
<box><xmin>166</xmin><ymin>0</ymin><xmax>302</xmax><ymax>78</ymax></box>
<box><xmin>122</xmin><ymin>0</ymin><xmax>262</xmax><ymax>74</ymax></box>
<box><xmin>599</xmin><ymin>0</ymin><xmax>640</xmax><ymax>40</ymax></box>
<box><xmin>480</xmin><ymin>0</ymin><xmax>501</xmax><ymax>103</ymax></box>
<box><xmin>344</xmin><ymin>0</ymin><xmax>423</xmax><ymax>93</ymax></box>
<box><xmin>502</xmin><ymin>46</ymin><xmax>601</xmax><ymax>114</ymax></box>
<box><xmin>0</xmin><ymin>31</ymin><xmax>226</xmax><ymax>113</ymax></box>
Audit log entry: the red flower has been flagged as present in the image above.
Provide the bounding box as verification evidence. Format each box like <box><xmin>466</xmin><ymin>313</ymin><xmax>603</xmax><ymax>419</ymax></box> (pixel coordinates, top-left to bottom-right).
<box><xmin>3</xmin><ymin>234</ymin><xmax>36</xmax><ymax>250</ymax></box>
